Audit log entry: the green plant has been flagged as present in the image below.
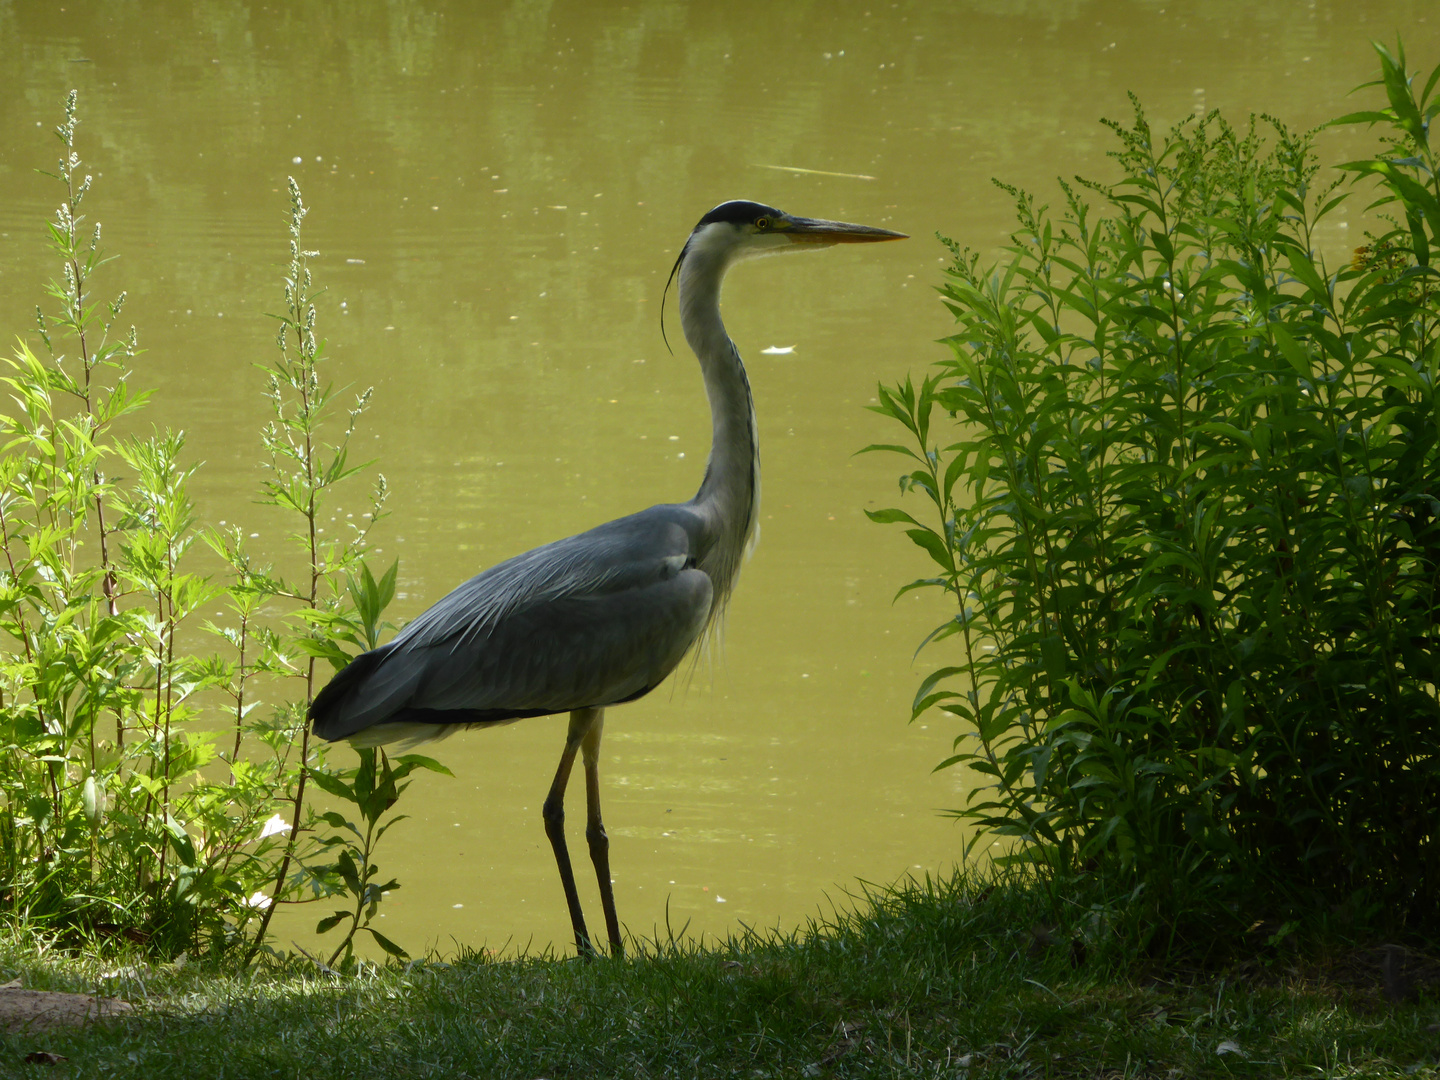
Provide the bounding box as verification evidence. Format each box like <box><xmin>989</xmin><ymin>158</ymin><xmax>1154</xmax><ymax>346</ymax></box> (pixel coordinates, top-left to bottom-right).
<box><xmin>869</xmin><ymin>42</ymin><xmax>1440</xmax><ymax>953</ymax></box>
<box><xmin>0</xmin><ymin>91</ymin><xmax>234</xmax><ymax>949</ymax></box>
<box><xmin>236</xmin><ymin>176</ymin><xmax>396</xmax><ymax>962</ymax></box>
<box><xmin>0</xmin><ymin>93</ymin><xmax>416</xmax><ymax>963</ymax></box>
<box><xmin>308</xmin><ymin>746</ymin><xmax>450</xmax><ymax>967</ymax></box>
<box><xmin>283</xmin><ymin>559</ymin><xmax>451</xmax><ymax>969</ymax></box>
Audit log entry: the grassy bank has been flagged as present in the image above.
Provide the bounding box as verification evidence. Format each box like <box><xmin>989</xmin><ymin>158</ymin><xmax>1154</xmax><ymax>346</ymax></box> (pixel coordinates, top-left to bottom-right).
<box><xmin>2</xmin><ymin>874</ymin><xmax>1435</xmax><ymax>1078</ymax></box>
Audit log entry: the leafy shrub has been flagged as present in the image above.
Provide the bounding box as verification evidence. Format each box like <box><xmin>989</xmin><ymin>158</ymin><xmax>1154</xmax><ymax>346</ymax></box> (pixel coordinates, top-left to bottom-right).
<box><xmin>0</xmin><ymin>93</ymin><xmax>431</xmax><ymax>963</ymax></box>
<box><xmin>870</xmin><ymin>42</ymin><xmax>1440</xmax><ymax>951</ymax></box>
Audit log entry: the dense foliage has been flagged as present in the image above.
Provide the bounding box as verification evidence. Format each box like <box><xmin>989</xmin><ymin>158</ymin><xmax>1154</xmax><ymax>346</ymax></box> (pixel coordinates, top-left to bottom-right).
<box><xmin>0</xmin><ymin>93</ymin><xmax>438</xmax><ymax>963</ymax></box>
<box><xmin>871</xmin><ymin>43</ymin><xmax>1440</xmax><ymax>951</ymax></box>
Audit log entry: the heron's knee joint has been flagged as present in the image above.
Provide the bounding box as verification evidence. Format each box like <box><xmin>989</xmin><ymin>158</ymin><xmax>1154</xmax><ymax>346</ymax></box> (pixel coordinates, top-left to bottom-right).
<box><xmin>542</xmin><ymin>797</ymin><xmax>565</xmax><ymax>831</ymax></box>
<box><xmin>586</xmin><ymin>823</ymin><xmax>609</xmax><ymax>850</ymax></box>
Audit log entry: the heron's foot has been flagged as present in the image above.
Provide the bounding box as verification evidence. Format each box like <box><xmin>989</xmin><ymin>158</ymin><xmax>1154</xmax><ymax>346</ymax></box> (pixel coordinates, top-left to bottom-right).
<box><xmin>569</xmin><ymin>930</ymin><xmax>623</xmax><ymax>961</ymax></box>
<box><xmin>572</xmin><ymin>932</ymin><xmax>627</xmax><ymax>961</ymax></box>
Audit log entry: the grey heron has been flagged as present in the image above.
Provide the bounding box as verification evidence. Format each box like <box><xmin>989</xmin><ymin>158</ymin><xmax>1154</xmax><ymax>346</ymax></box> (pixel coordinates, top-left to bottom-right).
<box><xmin>309</xmin><ymin>200</ymin><xmax>905</xmax><ymax>956</ymax></box>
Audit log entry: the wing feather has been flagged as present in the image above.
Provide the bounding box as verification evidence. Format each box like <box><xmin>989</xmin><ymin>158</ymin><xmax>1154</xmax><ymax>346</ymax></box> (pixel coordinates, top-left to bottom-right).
<box><xmin>309</xmin><ymin>504</ymin><xmax>714</xmax><ymax>742</ymax></box>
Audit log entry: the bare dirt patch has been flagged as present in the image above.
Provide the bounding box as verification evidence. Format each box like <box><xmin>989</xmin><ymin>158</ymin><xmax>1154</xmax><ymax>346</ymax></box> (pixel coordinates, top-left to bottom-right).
<box><xmin>0</xmin><ymin>980</ymin><xmax>133</xmax><ymax>1034</ymax></box>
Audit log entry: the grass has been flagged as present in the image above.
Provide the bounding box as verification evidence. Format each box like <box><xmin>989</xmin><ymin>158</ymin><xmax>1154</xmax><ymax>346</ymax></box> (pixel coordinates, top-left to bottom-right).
<box><xmin>2</xmin><ymin>872</ymin><xmax>1436</xmax><ymax>1078</ymax></box>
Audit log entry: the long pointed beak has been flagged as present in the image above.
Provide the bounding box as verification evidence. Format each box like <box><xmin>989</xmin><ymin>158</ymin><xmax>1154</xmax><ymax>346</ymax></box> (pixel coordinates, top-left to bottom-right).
<box><xmin>784</xmin><ymin>217</ymin><xmax>908</xmax><ymax>244</ymax></box>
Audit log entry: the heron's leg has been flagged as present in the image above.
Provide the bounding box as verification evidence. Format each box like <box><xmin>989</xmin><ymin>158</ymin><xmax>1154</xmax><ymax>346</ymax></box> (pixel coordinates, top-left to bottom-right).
<box><xmin>542</xmin><ymin>708</ymin><xmax>601</xmax><ymax>956</ymax></box>
<box><xmin>580</xmin><ymin>708</ymin><xmax>623</xmax><ymax>957</ymax></box>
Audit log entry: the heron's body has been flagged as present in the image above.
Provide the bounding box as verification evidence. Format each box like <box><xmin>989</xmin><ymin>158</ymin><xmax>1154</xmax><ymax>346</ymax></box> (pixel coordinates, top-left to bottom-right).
<box><xmin>311</xmin><ymin>504</ymin><xmax>713</xmax><ymax>744</ymax></box>
<box><xmin>309</xmin><ymin>200</ymin><xmax>904</xmax><ymax>955</ymax></box>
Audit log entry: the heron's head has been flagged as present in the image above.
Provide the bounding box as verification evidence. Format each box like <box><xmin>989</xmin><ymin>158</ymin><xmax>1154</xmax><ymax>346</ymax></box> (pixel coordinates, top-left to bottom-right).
<box><xmin>679</xmin><ymin>200</ymin><xmax>907</xmax><ymax>270</ymax></box>
<box><xmin>662</xmin><ymin>201</ymin><xmax>905</xmax><ymax>349</ymax></box>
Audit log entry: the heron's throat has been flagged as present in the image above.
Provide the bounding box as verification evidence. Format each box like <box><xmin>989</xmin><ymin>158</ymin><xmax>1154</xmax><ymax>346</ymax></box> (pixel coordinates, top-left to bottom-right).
<box><xmin>677</xmin><ymin>243</ymin><xmax>761</xmax><ymax>608</ymax></box>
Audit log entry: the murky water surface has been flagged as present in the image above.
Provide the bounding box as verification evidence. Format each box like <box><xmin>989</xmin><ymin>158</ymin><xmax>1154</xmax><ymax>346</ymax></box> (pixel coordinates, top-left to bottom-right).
<box><xmin>2</xmin><ymin>1</ymin><xmax>1436</xmax><ymax>956</ymax></box>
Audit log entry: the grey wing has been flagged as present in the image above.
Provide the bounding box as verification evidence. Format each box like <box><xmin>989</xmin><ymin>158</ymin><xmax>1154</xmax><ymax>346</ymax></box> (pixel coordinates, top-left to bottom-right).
<box><xmin>308</xmin><ymin>505</ymin><xmax>713</xmax><ymax>741</ymax></box>
<box><xmin>417</xmin><ymin>562</ymin><xmax>712</xmax><ymax>712</ymax></box>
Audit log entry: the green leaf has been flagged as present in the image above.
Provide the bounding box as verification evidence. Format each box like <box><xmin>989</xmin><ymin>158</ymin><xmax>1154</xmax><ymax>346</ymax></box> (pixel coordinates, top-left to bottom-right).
<box><xmin>865</xmin><ymin>507</ymin><xmax>923</xmax><ymax>527</ymax></box>
<box><xmin>292</xmin><ymin>637</ymin><xmax>355</xmax><ymax>671</ymax></box>
<box><xmin>1378</xmin><ymin>44</ymin><xmax>1427</xmax><ymax>143</ymax></box>
<box><xmin>1039</xmin><ymin>635</ymin><xmax>1069</xmax><ymax>681</ymax></box>
<box><xmin>1270</xmin><ymin>324</ymin><xmax>1313</xmax><ymax>378</ymax></box>
<box><xmin>910</xmin><ymin>666</ymin><xmax>966</xmax><ymax>720</ymax></box>
<box><xmin>905</xmin><ymin>528</ymin><xmax>955</xmax><ymax>573</ymax></box>
<box><xmin>858</xmin><ymin>442</ymin><xmax>924</xmax><ymax>462</ymax></box>
<box><xmin>163</xmin><ymin>814</ymin><xmax>197</xmax><ymax>868</ymax></box>
<box><xmin>306</xmin><ymin>769</ymin><xmax>357</xmax><ymax>804</ymax></box>
<box><xmin>1421</xmin><ymin>60</ymin><xmax>1440</xmax><ymax>110</ymax></box>
<box><xmin>364</xmin><ymin>927</ymin><xmax>409</xmax><ymax>959</ymax></box>
<box><xmin>941</xmin><ymin>451</ymin><xmax>967</xmax><ymax>503</ymax></box>
<box><xmin>1284</xmin><ymin>249</ymin><xmax>1330</xmax><ymax>300</ymax></box>
<box><xmin>392</xmin><ymin>754</ymin><xmax>454</xmax><ymax>778</ymax></box>
<box><xmin>1327</xmin><ymin>109</ymin><xmax>1395</xmax><ymax>128</ymax></box>
<box><xmin>81</xmin><ymin>774</ymin><xmax>101</xmax><ymax>828</ymax></box>
<box><xmin>335</xmin><ymin>849</ymin><xmax>362</xmax><ymax>895</ymax></box>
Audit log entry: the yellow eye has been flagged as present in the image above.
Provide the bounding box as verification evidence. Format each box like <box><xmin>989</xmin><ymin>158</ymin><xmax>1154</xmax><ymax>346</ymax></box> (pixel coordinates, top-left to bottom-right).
<box><xmin>755</xmin><ymin>217</ymin><xmax>772</xmax><ymax>230</ymax></box>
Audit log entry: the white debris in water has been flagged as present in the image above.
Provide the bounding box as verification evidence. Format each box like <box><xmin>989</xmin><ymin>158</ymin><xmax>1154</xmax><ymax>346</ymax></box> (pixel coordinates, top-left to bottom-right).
<box><xmin>761</xmin><ymin>345</ymin><xmax>795</xmax><ymax>355</ymax></box>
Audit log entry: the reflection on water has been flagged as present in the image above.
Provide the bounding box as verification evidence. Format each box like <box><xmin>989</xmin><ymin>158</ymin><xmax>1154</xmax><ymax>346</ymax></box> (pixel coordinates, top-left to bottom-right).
<box><xmin>1</xmin><ymin>1</ymin><xmax>1437</xmax><ymax>956</ymax></box>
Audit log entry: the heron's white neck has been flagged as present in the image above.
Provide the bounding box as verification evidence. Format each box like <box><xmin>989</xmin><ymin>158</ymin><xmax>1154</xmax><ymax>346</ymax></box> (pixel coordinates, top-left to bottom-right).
<box><xmin>677</xmin><ymin>234</ymin><xmax>760</xmax><ymax>614</ymax></box>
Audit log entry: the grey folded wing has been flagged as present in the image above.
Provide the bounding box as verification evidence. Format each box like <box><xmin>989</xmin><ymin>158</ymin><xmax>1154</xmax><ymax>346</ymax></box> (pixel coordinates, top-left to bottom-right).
<box><xmin>309</xmin><ymin>505</ymin><xmax>713</xmax><ymax>741</ymax></box>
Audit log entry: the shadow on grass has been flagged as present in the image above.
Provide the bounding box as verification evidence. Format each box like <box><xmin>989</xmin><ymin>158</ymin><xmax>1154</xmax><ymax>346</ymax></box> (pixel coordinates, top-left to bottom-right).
<box><xmin>1</xmin><ymin>869</ymin><xmax>1436</xmax><ymax>1078</ymax></box>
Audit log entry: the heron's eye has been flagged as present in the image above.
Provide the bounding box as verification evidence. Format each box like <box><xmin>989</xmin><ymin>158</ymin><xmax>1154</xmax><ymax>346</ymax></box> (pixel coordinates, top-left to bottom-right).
<box><xmin>755</xmin><ymin>217</ymin><xmax>772</xmax><ymax>231</ymax></box>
